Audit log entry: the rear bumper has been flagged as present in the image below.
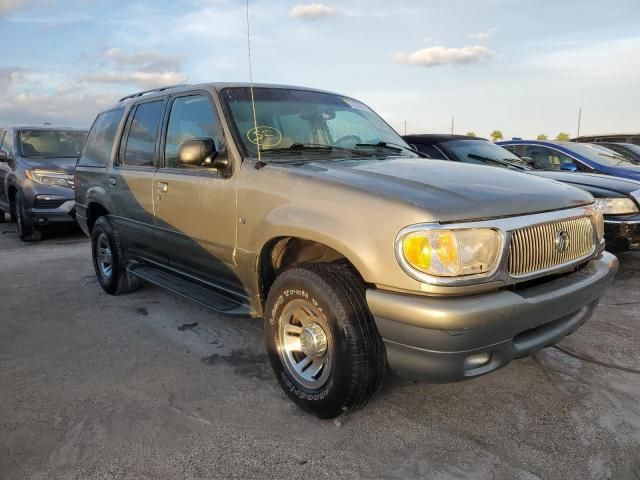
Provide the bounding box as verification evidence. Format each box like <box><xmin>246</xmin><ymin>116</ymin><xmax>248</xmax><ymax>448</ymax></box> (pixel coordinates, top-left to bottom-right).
<box><xmin>604</xmin><ymin>215</ymin><xmax>640</xmax><ymax>251</ymax></box>
<box><xmin>367</xmin><ymin>252</ymin><xmax>618</xmax><ymax>382</ymax></box>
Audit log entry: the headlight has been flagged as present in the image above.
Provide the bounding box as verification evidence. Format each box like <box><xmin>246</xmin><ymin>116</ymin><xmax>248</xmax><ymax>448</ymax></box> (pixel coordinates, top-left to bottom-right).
<box><xmin>593</xmin><ymin>208</ymin><xmax>605</xmax><ymax>242</ymax></box>
<box><xmin>399</xmin><ymin>228</ymin><xmax>502</xmax><ymax>277</ymax></box>
<box><xmin>594</xmin><ymin>197</ymin><xmax>638</xmax><ymax>215</ymax></box>
<box><xmin>25</xmin><ymin>169</ymin><xmax>73</xmax><ymax>188</ymax></box>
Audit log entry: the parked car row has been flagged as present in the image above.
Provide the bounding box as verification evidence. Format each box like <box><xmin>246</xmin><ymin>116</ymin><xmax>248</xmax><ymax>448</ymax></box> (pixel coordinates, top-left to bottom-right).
<box><xmin>403</xmin><ymin>135</ymin><xmax>640</xmax><ymax>252</ymax></box>
<box><xmin>2</xmin><ymin>82</ymin><xmax>635</xmax><ymax>418</ymax></box>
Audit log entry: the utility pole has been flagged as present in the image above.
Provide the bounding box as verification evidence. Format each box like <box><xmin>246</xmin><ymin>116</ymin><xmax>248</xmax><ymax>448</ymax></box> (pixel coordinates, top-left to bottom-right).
<box><xmin>450</xmin><ymin>116</ymin><xmax>454</xmax><ymax>135</ymax></box>
<box><xmin>576</xmin><ymin>107</ymin><xmax>582</xmax><ymax>138</ymax></box>
<box><xmin>404</xmin><ymin>120</ymin><xmax>407</xmax><ymax>136</ymax></box>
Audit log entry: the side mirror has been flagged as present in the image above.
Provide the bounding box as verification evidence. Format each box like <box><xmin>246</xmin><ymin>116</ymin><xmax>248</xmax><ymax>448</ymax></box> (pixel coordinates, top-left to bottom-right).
<box><xmin>177</xmin><ymin>138</ymin><xmax>230</xmax><ymax>175</ymax></box>
<box><xmin>0</xmin><ymin>150</ymin><xmax>8</xmax><ymax>162</ymax></box>
<box><xmin>560</xmin><ymin>162</ymin><xmax>578</xmax><ymax>172</ymax></box>
<box><xmin>520</xmin><ymin>156</ymin><xmax>534</xmax><ymax>165</ymax></box>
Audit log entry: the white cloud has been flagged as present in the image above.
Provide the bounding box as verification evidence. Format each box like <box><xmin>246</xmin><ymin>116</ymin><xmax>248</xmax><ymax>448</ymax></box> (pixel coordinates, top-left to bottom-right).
<box><xmin>468</xmin><ymin>28</ymin><xmax>496</xmax><ymax>42</ymax></box>
<box><xmin>289</xmin><ymin>3</ymin><xmax>337</xmax><ymax>19</ymax></box>
<box><xmin>102</xmin><ymin>48</ymin><xmax>185</xmax><ymax>73</ymax></box>
<box><xmin>0</xmin><ymin>0</ymin><xmax>26</xmax><ymax>16</ymax></box>
<box><xmin>395</xmin><ymin>45</ymin><xmax>496</xmax><ymax>67</ymax></box>
<box><xmin>82</xmin><ymin>71</ymin><xmax>187</xmax><ymax>89</ymax></box>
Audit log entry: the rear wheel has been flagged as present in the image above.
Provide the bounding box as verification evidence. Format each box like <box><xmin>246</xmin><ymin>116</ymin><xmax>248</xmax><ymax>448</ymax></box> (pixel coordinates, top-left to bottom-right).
<box><xmin>264</xmin><ymin>262</ymin><xmax>386</xmax><ymax>418</ymax></box>
<box><xmin>91</xmin><ymin>216</ymin><xmax>140</xmax><ymax>295</ymax></box>
<box><xmin>16</xmin><ymin>195</ymin><xmax>43</xmax><ymax>242</ymax></box>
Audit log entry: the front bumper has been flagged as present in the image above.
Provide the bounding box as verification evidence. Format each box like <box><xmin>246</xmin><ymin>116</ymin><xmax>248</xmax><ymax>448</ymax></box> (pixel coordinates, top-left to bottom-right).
<box><xmin>367</xmin><ymin>252</ymin><xmax>618</xmax><ymax>382</ymax></box>
<box><xmin>20</xmin><ymin>182</ymin><xmax>76</xmax><ymax>227</ymax></box>
<box><xmin>604</xmin><ymin>214</ymin><xmax>640</xmax><ymax>251</ymax></box>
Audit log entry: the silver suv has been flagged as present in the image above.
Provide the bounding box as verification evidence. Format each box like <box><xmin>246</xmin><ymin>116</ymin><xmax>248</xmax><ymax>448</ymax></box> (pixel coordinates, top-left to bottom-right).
<box><xmin>75</xmin><ymin>83</ymin><xmax>618</xmax><ymax>418</ymax></box>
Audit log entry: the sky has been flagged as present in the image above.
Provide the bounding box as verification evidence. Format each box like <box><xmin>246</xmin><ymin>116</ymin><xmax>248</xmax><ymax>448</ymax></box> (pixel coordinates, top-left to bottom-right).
<box><xmin>1</xmin><ymin>0</ymin><xmax>639</xmax><ymax>139</ymax></box>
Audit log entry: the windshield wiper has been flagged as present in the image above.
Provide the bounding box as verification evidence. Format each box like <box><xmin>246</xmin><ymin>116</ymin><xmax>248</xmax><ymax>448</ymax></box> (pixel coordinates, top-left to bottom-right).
<box><xmin>355</xmin><ymin>141</ymin><xmax>423</xmax><ymax>157</ymax></box>
<box><xmin>467</xmin><ymin>153</ymin><xmax>529</xmax><ymax>170</ymax></box>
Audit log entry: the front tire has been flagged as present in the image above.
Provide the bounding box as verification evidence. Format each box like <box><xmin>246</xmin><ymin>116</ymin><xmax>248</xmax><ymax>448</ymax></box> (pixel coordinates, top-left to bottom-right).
<box><xmin>264</xmin><ymin>263</ymin><xmax>386</xmax><ymax>419</ymax></box>
<box><xmin>16</xmin><ymin>195</ymin><xmax>43</xmax><ymax>242</ymax></box>
<box><xmin>91</xmin><ymin>216</ymin><xmax>140</xmax><ymax>295</ymax></box>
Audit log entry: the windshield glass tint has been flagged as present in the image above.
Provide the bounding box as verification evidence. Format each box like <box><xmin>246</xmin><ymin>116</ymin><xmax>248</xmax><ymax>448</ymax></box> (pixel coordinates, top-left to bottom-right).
<box><xmin>565</xmin><ymin>143</ymin><xmax>635</xmax><ymax>167</ymax></box>
<box><xmin>221</xmin><ymin>87</ymin><xmax>411</xmax><ymax>159</ymax></box>
<box><xmin>444</xmin><ymin>139</ymin><xmax>530</xmax><ymax>168</ymax></box>
<box><xmin>19</xmin><ymin>130</ymin><xmax>87</xmax><ymax>158</ymax></box>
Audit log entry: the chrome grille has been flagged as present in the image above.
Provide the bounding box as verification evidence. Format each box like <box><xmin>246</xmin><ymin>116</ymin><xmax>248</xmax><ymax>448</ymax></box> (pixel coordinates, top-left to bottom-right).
<box><xmin>508</xmin><ymin>216</ymin><xmax>595</xmax><ymax>277</ymax></box>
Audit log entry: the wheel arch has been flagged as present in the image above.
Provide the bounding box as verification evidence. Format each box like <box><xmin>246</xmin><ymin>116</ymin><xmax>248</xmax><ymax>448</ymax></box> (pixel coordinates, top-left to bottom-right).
<box><xmin>256</xmin><ymin>235</ymin><xmax>367</xmax><ymax>310</ymax></box>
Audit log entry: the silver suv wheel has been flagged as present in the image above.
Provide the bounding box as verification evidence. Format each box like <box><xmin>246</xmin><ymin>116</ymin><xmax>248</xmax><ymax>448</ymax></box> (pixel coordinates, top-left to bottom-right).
<box><xmin>278</xmin><ymin>299</ymin><xmax>332</xmax><ymax>389</ymax></box>
<box><xmin>96</xmin><ymin>233</ymin><xmax>114</xmax><ymax>280</ymax></box>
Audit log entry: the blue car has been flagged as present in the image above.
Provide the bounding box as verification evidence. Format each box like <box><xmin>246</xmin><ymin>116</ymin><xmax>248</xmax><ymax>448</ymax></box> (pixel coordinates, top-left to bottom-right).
<box><xmin>497</xmin><ymin>140</ymin><xmax>640</xmax><ymax>182</ymax></box>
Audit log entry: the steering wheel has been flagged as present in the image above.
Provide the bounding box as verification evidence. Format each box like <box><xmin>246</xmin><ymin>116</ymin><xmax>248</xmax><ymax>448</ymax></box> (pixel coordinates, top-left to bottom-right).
<box><xmin>334</xmin><ymin>135</ymin><xmax>362</xmax><ymax>147</ymax></box>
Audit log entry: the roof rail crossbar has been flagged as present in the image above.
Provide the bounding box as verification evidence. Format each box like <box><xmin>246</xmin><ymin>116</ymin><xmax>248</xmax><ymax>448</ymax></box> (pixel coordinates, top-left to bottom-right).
<box><xmin>118</xmin><ymin>84</ymin><xmax>190</xmax><ymax>103</ymax></box>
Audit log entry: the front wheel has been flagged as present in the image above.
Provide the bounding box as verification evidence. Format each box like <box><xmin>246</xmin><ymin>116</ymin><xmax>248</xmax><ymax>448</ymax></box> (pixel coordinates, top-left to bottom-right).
<box><xmin>264</xmin><ymin>263</ymin><xmax>386</xmax><ymax>418</ymax></box>
<box><xmin>16</xmin><ymin>195</ymin><xmax>42</xmax><ymax>242</ymax></box>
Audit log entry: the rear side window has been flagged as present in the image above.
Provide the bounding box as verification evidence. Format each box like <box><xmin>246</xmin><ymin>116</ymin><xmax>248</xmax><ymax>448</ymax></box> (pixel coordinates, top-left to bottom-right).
<box><xmin>1</xmin><ymin>130</ymin><xmax>14</xmax><ymax>157</ymax></box>
<box><xmin>120</xmin><ymin>100</ymin><xmax>164</xmax><ymax>168</ymax></box>
<box><xmin>79</xmin><ymin>109</ymin><xmax>124</xmax><ymax>167</ymax></box>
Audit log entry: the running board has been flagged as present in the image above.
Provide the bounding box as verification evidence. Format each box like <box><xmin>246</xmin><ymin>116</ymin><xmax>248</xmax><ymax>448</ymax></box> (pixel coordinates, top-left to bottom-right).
<box><xmin>128</xmin><ymin>265</ymin><xmax>251</xmax><ymax>316</ymax></box>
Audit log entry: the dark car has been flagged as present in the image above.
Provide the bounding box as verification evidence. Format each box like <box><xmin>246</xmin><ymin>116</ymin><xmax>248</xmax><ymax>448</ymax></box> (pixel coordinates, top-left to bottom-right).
<box><xmin>496</xmin><ymin>139</ymin><xmax>640</xmax><ymax>182</ymax></box>
<box><xmin>573</xmin><ymin>133</ymin><xmax>640</xmax><ymax>146</ymax></box>
<box><xmin>404</xmin><ymin>134</ymin><xmax>640</xmax><ymax>252</ymax></box>
<box><xmin>591</xmin><ymin>142</ymin><xmax>640</xmax><ymax>164</ymax></box>
<box><xmin>0</xmin><ymin>126</ymin><xmax>88</xmax><ymax>241</ymax></box>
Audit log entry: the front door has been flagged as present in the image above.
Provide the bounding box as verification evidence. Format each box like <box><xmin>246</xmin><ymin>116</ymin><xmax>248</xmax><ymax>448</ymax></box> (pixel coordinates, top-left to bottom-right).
<box><xmin>153</xmin><ymin>93</ymin><xmax>239</xmax><ymax>289</ymax></box>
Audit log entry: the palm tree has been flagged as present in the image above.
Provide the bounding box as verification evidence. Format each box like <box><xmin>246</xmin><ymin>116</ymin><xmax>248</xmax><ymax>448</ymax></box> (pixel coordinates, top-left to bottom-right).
<box><xmin>490</xmin><ymin>130</ymin><xmax>503</xmax><ymax>142</ymax></box>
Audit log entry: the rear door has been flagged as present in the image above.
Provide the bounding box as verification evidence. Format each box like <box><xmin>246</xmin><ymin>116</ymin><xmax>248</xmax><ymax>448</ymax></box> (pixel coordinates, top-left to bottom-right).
<box><xmin>153</xmin><ymin>91</ymin><xmax>240</xmax><ymax>289</ymax></box>
<box><xmin>109</xmin><ymin>98</ymin><xmax>166</xmax><ymax>261</ymax></box>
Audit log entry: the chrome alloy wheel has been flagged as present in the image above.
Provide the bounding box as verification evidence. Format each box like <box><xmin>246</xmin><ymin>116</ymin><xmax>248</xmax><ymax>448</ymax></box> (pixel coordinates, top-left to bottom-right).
<box><xmin>96</xmin><ymin>233</ymin><xmax>114</xmax><ymax>280</ymax></box>
<box><xmin>278</xmin><ymin>299</ymin><xmax>332</xmax><ymax>389</ymax></box>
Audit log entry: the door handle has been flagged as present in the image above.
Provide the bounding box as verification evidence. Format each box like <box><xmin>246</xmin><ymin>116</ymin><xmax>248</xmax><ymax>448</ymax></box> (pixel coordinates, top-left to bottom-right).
<box><xmin>158</xmin><ymin>182</ymin><xmax>169</xmax><ymax>193</ymax></box>
<box><xmin>108</xmin><ymin>177</ymin><xmax>117</xmax><ymax>186</ymax></box>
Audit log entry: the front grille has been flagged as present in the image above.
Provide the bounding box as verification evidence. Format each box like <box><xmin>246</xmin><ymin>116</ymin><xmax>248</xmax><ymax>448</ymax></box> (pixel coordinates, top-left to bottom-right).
<box><xmin>33</xmin><ymin>198</ymin><xmax>66</xmax><ymax>209</ymax></box>
<box><xmin>508</xmin><ymin>216</ymin><xmax>595</xmax><ymax>277</ymax></box>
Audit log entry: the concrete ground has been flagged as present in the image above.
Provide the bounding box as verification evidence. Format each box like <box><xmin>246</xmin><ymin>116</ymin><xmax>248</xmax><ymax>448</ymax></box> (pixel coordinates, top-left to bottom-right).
<box><xmin>1</xmin><ymin>225</ymin><xmax>639</xmax><ymax>480</ymax></box>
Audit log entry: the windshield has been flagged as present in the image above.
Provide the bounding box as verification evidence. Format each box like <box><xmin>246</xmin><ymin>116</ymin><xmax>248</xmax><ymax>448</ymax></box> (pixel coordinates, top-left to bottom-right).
<box><xmin>19</xmin><ymin>130</ymin><xmax>87</xmax><ymax>158</ymax></box>
<box><xmin>563</xmin><ymin>142</ymin><xmax>635</xmax><ymax>167</ymax></box>
<box><xmin>443</xmin><ymin>139</ymin><xmax>531</xmax><ymax>170</ymax></box>
<box><xmin>221</xmin><ymin>87</ymin><xmax>414</xmax><ymax>160</ymax></box>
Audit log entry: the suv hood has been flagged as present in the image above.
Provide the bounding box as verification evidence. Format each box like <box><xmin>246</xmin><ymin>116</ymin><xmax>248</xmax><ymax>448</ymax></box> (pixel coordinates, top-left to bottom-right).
<box><xmin>24</xmin><ymin>157</ymin><xmax>77</xmax><ymax>175</ymax></box>
<box><xmin>288</xmin><ymin>157</ymin><xmax>593</xmax><ymax>222</ymax></box>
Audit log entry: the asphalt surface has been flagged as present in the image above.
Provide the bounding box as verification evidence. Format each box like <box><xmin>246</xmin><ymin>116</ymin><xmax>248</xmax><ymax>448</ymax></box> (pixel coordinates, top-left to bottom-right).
<box><xmin>1</xmin><ymin>225</ymin><xmax>639</xmax><ymax>479</ymax></box>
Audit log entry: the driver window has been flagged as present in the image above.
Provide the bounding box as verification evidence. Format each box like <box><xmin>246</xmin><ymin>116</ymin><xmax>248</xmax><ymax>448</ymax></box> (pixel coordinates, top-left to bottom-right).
<box><xmin>164</xmin><ymin>95</ymin><xmax>222</xmax><ymax>169</ymax></box>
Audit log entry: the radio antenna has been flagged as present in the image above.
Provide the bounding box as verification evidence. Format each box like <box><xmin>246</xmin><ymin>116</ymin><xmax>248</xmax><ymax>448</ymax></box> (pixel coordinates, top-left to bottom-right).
<box><xmin>246</xmin><ymin>0</ymin><xmax>263</xmax><ymax>168</ymax></box>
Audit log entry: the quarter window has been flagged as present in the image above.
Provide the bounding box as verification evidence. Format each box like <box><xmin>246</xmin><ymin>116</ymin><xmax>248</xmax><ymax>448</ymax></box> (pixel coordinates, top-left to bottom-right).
<box><xmin>164</xmin><ymin>95</ymin><xmax>221</xmax><ymax>169</ymax></box>
<box><xmin>121</xmin><ymin>100</ymin><xmax>165</xmax><ymax>168</ymax></box>
<box><xmin>79</xmin><ymin>109</ymin><xmax>124</xmax><ymax>167</ymax></box>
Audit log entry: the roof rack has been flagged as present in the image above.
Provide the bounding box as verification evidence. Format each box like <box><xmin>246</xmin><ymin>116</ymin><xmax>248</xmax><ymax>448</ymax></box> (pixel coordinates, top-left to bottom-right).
<box><xmin>118</xmin><ymin>84</ymin><xmax>190</xmax><ymax>103</ymax></box>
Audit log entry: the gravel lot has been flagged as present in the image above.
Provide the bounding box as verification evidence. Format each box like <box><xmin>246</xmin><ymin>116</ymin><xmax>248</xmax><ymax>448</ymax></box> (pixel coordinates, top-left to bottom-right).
<box><xmin>1</xmin><ymin>226</ymin><xmax>639</xmax><ymax>480</ymax></box>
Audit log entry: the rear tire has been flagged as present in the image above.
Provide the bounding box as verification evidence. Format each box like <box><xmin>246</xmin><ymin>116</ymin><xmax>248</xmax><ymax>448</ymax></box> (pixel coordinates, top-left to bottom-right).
<box><xmin>16</xmin><ymin>195</ymin><xmax>43</xmax><ymax>242</ymax></box>
<box><xmin>264</xmin><ymin>262</ymin><xmax>386</xmax><ymax>419</ymax></box>
<box><xmin>0</xmin><ymin>208</ymin><xmax>6</xmax><ymax>223</ymax></box>
<box><xmin>91</xmin><ymin>216</ymin><xmax>140</xmax><ymax>295</ymax></box>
